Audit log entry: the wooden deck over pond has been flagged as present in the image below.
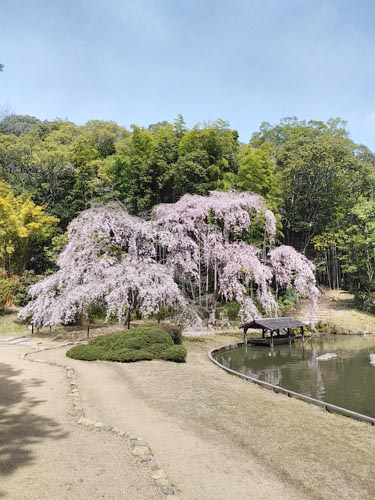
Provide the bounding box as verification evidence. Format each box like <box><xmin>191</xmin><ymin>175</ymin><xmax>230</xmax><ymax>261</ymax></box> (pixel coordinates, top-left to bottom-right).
<box><xmin>240</xmin><ymin>317</ymin><xmax>306</xmax><ymax>347</ymax></box>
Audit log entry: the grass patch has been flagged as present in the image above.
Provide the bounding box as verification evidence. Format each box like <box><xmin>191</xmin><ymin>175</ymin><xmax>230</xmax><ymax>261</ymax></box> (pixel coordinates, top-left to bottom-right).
<box><xmin>0</xmin><ymin>312</ymin><xmax>30</xmax><ymax>338</ymax></box>
<box><xmin>183</xmin><ymin>336</ymin><xmax>208</xmax><ymax>343</ymax></box>
<box><xmin>66</xmin><ymin>325</ymin><xmax>187</xmax><ymax>363</ymax></box>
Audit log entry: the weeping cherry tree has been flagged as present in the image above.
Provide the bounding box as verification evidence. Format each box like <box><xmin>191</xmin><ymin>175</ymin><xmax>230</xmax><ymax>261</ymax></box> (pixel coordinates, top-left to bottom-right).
<box><xmin>20</xmin><ymin>192</ymin><xmax>318</xmax><ymax>329</ymax></box>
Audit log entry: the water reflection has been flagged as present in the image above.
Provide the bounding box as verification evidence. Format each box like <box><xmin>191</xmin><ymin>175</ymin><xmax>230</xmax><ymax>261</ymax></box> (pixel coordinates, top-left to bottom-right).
<box><xmin>215</xmin><ymin>335</ymin><xmax>375</xmax><ymax>418</ymax></box>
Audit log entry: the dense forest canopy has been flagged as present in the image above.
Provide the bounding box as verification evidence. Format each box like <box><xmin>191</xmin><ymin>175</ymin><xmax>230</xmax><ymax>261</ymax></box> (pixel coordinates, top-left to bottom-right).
<box><xmin>0</xmin><ymin>113</ymin><xmax>374</xmax><ymax>315</ymax></box>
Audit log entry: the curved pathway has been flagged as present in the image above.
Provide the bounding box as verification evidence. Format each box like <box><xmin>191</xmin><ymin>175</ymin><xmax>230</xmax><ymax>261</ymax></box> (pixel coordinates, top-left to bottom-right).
<box><xmin>27</xmin><ymin>344</ymin><xmax>303</xmax><ymax>500</ymax></box>
<box><xmin>26</xmin><ymin>338</ymin><xmax>375</xmax><ymax>500</ymax></box>
<box><xmin>1</xmin><ymin>334</ymin><xmax>375</xmax><ymax>499</ymax></box>
<box><xmin>0</xmin><ymin>344</ymin><xmax>163</xmax><ymax>500</ymax></box>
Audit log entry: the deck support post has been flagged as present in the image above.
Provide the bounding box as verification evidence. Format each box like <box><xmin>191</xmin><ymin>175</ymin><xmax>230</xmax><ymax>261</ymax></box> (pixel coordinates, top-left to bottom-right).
<box><xmin>270</xmin><ymin>330</ymin><xmax>274</xmax><ymax>348</ymax></box>
<box><xmin>243</xmin><ymin>329</ymin><xmax>248</xmax><ymax>346</ymax></box>
<box><xmin>301</xmin><ymin>326</ymin><xmax>304</xmax><ymax>341</ymax></box>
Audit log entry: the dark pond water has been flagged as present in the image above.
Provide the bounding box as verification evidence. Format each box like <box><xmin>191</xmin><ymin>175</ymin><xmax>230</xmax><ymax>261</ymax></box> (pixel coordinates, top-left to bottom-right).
<box><xmin>215</xmin><ymin>335</ymin><xmax>375</xmax><ymax>418</ymax></box>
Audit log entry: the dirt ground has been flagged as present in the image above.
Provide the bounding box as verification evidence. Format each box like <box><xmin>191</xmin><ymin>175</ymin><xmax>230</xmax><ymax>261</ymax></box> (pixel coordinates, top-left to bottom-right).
<box><xmin>18</xmin><ymin>336</ymin><xmax>375</xmax><ymax>500</ymax></box>
<box><xmin>297</xmin><ymin>288</ymin><xmax>375</xmax><ymax>333</ymax></box>
<box><xmin>0</xmin><ymin>345</ymin><xmax>163</xmax><ymax>500</ymax></box>
<box><xmin>1</xmin><ymin>290</ymin><xmax>375</xmax><ymax>499</ymax></box>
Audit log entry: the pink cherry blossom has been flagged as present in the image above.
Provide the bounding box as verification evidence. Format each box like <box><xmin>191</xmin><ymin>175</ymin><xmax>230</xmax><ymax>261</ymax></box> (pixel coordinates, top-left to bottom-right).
<box><xmin>20</xmin><ymin>192</ymin><xmax>318</xmax><ymax>328</ymax></box>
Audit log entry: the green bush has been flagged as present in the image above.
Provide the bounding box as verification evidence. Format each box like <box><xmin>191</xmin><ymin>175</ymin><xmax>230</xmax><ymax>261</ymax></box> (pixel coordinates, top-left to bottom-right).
<box><xmin>66</xmin><ymin>345</ymin><xmax>107</xmax><ymax>361</ymax></box>
<box><xmin>0</xmin><ymin>276</ymin><xmax>18</xmax><ymax>311</ymax></box>
<box><xmin>66</xmin><ymin>324</ymin><xmax>187</xmax><ymax>363</ymax></box>
<box><xmin>225</xmin><ymin>302</ymin><xmax>240</xmax><ymax>321</ymax></box>
<box><xmin>160</xmin><ymin>345</ymin><xmax>187</xmax><ymax>362</ymax></box>
<box><xmin>158</xmin><ymin>323</ymin><xmax>183</xmax><ymax>344</ymax></box>
<box><xmin>354</xmin><ymin>291</ymin><xmax>375</xmax><ymax>314</ymax></box>
<box><xmin>278</xmin><ymin>289</ymin><xmax>299</xmax><ymax>314</ymax></box>
<box><xmin>13</xmin><ymin>270</ymin><xmax>43</xmax><ymax>307</ymax></box>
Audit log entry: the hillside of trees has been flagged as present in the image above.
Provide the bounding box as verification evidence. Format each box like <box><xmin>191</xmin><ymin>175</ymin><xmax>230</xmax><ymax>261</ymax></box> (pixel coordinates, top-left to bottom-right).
<box><xmin>0</xmin><ymin>114</ymin><xmax>374</xmax><ymax>313</ymax></box>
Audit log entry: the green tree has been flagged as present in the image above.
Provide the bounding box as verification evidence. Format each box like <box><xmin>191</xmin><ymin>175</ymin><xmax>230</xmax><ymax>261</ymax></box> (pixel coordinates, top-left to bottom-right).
<box><xmin>251</xmin><ymin>118</ymin><xmax>373</xmax><ymax>253</ymax></box>
<box><xmin>0</xmin><ymin>181</ymin><xmax>58</xmax><ymax>274</ymax></box>
<box><xmin>339</xmin><ymin>198</ymin><xmax>375</xmax><ymax>309</ymax></box>
<box><xmin>0</xmin><ymin>123</ymin><xmax>76</xmax><ymax>225</ymax></box>
<box><xmin>82</xmin><ymin>120</ymin><xmax>128</xmax><ymax>158</ymax></box>
<box><xmin>177</xmin><ymin>120</ymin><xmax>239</xmax><ymax>197</ymax></box>
<box><xmin>70</xmin><ymin>135</ymin><xmax>100</xmax><ymax>212</ymax></box>
<box><xmin>0</xmin><ymin>114</ymin><xmax>48</xmax><ymax>136</ymax></box>
<box><xmin>151</xmin><ymin>123</ymin><xmax>180</xmax><ymax>203</ymax></box>
<box><xmin>114</xmin><ymin>126</ymin><xmax>155</xmax><ymax>213</ymax></box>
<box><xmin>173</xmin><ymin>114</ymin><xmax>187</xmax><ymax>138</ymax></box>
<box><xmin>236</xmin><ymin>142</ymin><xmax>280</xmax><ymax>209</ymax></box>
<box><xmin>174</xmin><ymin>150</ymin><xmax>210</xmax><ymax>197</ymax></box>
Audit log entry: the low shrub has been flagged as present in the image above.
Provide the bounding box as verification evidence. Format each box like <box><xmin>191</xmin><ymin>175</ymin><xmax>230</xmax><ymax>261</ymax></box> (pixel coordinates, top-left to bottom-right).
<box><xmin>158</xmin><ymin>323</ymin><xmax>183</xmax><ymax>344</ymax></box>
<box><xmin>354</xmin><ymin>291</ymin><xmax>375</xmax><ymax>314</ymax></box>
<box><xmin>0</xmin><ymin>278</ymin><xmax>15</xmax><ymax>311</ymax></box>
<box><xmin>225</xmin><ymin>301</ymin><xmax>240</xmax><ymax>321</ymax></box>
<box><xmin>160</xmin><ymin>345</ymin><xmax>187</xmax><ymax>362</ymax></box>
<box><xmin>66</xmin><ymin>345</ymin><xmax>107</xmax><ymax>361</ymax></box>
<box><xmin>13</xmin><ymin>270</ymin><xmax>44</xmax><ymax>307</ymax></box>
<box><xmin>278</xmin><ymin>289</ymin><xmax>299</xmax><ymax>315</ymax></box>
<box><xmin>66</xmin><ymin>324</ymin><xmax>187</xmax><ymax>363</ymax></box>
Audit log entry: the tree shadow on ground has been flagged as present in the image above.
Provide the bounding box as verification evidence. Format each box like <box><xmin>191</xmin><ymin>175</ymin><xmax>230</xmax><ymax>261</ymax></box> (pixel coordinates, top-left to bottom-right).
<box><xmin>0</xmin><ymin>362</ymin><xmax>68</xmax><ymax>493</ymax></box>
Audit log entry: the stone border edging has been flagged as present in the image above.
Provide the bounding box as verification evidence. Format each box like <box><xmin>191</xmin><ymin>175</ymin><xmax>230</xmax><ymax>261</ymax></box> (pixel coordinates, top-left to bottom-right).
<box><xmin>21</xmin><ymin>344</ymin><xmax>179</xmax><ymax>498</ymax></box>
<box><xmin>208</xmin><ymin>341</ymin><xmax>375</xmax><ymax>427</ymax></box>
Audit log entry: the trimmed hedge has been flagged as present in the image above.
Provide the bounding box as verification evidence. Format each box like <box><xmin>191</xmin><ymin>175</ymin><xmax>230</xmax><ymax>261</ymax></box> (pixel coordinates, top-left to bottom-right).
<box><xmin>66</xmin><ymin>325</ymin><xmax>187</xmax><ymax>363</ymax></box>
<box><xmin>160</xmin><ymin>345</ymin><xmax>187</xmax><ymax>362</ymax></box>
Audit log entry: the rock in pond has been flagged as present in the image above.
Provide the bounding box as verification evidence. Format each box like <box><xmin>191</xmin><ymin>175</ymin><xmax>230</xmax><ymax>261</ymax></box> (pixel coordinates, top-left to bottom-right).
<box><xmin>317</xmin><ymin>353</ymin><xmax>337</xmax><ymax>361</ymax></box>
<box><xmin>369</xmin><ymin>354</ymin><xmax>375</xmax><ymax>366</ymax></box>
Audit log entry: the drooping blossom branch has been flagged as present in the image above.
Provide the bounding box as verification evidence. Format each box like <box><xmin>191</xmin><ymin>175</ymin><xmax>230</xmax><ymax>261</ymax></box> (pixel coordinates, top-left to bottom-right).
<box><xmin>20</xmin><ymin>192</ymin><xmax>318</xmax><ymax>329</ymax></box>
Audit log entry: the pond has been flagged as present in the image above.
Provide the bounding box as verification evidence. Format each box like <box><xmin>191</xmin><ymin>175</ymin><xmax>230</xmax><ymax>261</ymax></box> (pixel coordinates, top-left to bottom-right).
<box><xmin>215</xmin><ymin>335</ymin><xmax>375</xmax><ymax>419</ymax></box>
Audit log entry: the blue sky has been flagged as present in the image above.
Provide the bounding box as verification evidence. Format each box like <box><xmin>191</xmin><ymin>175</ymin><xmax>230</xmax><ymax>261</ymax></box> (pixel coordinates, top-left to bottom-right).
<box><xmin>1</xmin><ymin>0</ymin><xmax>375</xmax><ymax>148</ymax></box>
